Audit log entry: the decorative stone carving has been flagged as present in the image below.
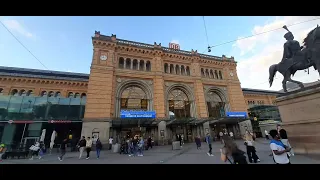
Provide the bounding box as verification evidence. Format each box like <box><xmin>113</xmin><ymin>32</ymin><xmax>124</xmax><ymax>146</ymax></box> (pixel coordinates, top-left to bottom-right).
<box><xmin>117</xmin><ymin>78</ymin><xmax>122</xmax><ymax>83</ymax></box>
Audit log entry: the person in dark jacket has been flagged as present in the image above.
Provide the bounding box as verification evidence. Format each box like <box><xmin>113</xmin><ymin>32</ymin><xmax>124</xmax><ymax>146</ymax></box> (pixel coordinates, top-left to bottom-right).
<box><xmin>147</xmin><ymin>136</ymin><xmax>152</xmax><ymax>150</ymax></box>
<box><xmin>78</xmin><ymin>136</ymin><xmax>86</xmax><ymax>159</ymax></box>
<box><xmin>195</xmin><ymin>135</ymin><xmax>201</xmax><ymax>150</ymax></box>
<box><xmin>96</xmin><ymin>138</ymin><xmax>102</xmax><ymax>159</ymax></box>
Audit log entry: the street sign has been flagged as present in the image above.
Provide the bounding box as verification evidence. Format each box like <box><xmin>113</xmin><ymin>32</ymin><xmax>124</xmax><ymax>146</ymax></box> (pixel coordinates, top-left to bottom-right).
<box><xmin>8</xmin><ymin>120</ymin><xmax>13</xmax><ymax>124</ymax></box>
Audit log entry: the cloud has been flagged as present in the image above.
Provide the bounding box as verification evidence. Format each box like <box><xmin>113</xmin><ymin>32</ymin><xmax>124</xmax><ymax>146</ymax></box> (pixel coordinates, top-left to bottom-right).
<box><xmin>2</xmin><ymin>19</ymin><xmax>34</xmax><ymax>38</ymax></box>
<box><xmin>234</xmin><ymin>16</ymin><xmax>320</xmax><ymax>91</ymax></box>
<box><xmin>170</xmin><ymin>40</ymin><xmax>180</xmax><ymax>44</ymax></box>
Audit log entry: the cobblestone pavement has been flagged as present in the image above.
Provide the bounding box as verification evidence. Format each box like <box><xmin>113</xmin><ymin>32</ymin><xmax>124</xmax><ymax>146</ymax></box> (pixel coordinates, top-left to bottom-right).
<box><xmin>2</xmin><ymin>138</ymin><xmax>320</xmax><ymax>164</ymax></box>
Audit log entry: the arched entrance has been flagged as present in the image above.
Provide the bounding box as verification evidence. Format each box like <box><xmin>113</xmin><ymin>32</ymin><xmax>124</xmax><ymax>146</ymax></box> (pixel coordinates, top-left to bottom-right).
<box><xmin>113</xmin><ymin>80</ymin><xmax>154</xmax><ymax>139</ymax></box>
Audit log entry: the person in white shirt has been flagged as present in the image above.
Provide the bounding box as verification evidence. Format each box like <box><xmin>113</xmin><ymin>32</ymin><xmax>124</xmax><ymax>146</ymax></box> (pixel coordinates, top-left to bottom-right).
<box><xmin>229</xmin><ymin>132</ymin><xmax>234</xmax><ymax>140</ymax></box>
<box><xmin>265</xmin><ymin>130</ymin><xmax>269</xmax><ymax>140</ymax></box>
<box><xmin>269</xmin><ymin>129</ymin><xmax>291</xmax><ymax>164</ymax></box>
<box><xmin>244</xmin><ymin>131</ymin><xmax>260</xmax><ymax>163</ymax></box>
<box><xmin>85</xmin><ymin>137</ymin><xmax>93</xmax><ymax>160</ymax></box>
<box><xmin>109</xmin><ymin>137</ymin><xmax>113</xmax><ymax>150</ymax></box>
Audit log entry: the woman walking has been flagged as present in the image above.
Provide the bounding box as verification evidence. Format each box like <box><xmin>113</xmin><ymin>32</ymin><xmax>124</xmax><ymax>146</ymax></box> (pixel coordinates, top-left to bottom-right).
<box><xmin>220</xmin><ymin>135</ymin><xmax>248</xmax><ymax>164</ymax></box>
<box><xmin>244</xmin><ymin>131</ymin><xmax>260</xmax><ymax>163</ymax></box>
<box><xmin>96</xmin><ymin>138</ymin><xmax>102</xmax><ymax>159</ymax></box>
<box><xmin>85</xmin><ymin>137</ymin><xmax>92</xmax><ymax>160</ymax></box>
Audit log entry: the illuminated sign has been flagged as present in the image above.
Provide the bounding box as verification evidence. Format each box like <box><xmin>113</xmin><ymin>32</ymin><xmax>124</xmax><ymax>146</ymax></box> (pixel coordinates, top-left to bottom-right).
<box><xmin>120</xmin><ymin>110</ymin><xmax>156</xmax><ymax>118</ymax></box>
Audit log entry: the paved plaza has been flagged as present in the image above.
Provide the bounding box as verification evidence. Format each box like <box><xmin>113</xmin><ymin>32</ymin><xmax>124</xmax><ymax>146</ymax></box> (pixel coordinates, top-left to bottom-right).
<box><xmin>2</xmin><ymin>139</ymin><xmax>320</xmax><ymax>164</ymax></box>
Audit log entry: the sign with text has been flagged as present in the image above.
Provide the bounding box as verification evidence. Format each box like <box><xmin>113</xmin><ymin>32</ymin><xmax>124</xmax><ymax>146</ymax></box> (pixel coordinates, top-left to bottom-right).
<box><xmin>120</xmin><ymin>110</ymin><xmax>156</xmax><ymax>118</ymax></box>
<box><xmin>169</xmin><ymin>43</ymin><xmax>180</xmax><ymax>50</ymax></box>
<box><xmin>226</xmin><ymin>112</ymin><xmax>247</xmax><ymax>118</ymax></box>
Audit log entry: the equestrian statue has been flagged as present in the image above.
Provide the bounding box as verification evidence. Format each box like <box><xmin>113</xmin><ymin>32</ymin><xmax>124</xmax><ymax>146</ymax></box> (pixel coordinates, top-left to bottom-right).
<box><xmin>269</xmin><ymin>25</ymin><xmax>320</xmax><ymax>92</ymax></box>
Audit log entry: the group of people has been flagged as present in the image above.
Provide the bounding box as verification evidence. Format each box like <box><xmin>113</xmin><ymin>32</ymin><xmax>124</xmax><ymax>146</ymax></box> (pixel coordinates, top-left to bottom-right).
<box><xmin>217</xmin><ymin>127</ymin><xmax>294</xmax><ymax>164</ymax></box>
<box><xmin>119</xmin><ymin>135</ymin><xmax>153</xmax><ymax>157</ymax></box>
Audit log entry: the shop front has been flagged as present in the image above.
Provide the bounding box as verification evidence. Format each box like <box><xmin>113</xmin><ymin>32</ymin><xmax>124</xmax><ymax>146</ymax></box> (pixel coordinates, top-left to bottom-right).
<box><xmin>0</xmin><ymin>95</ymin><xmax>85</xmax><ymax>149</ymax></box>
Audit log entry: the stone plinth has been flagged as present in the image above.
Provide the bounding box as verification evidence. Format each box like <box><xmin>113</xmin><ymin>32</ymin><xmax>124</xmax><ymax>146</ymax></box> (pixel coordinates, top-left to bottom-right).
<box><xmin>275</xmin><ymin>83</ymin><xmax>320</xmax><ymax>155</ymax></box>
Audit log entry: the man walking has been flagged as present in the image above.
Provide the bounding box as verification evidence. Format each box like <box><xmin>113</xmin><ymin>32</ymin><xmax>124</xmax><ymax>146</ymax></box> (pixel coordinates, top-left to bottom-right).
<box><xmin>205</xmin><ymin>133</ymin><xmax>213</xmax><ymax>156</ymax></box>
<box><xmin>58</xmin><ymin>138</ymin><xmax>68</xmax><ymax>161</ymax></box>
<box><xmin>78</xmin><ymin>136</ymin><xmax>86</xmax><ymax>159</ymax></box>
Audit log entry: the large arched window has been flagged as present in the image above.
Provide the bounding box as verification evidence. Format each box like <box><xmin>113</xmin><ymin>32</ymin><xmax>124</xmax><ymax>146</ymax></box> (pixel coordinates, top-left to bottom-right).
<box><xmin>206</xmin><ymin>91</ymin><xmax>226</xmax><ymax>118</ymax></box>
<box><xmin>120</xmin><ymin>86</ymin><xmax>148</xmax><ymax>110</ymax></box>
<box><xmin>168</xmin><ymin>89</ymin><xmax>191</xmax><ymax>118</ymax></box>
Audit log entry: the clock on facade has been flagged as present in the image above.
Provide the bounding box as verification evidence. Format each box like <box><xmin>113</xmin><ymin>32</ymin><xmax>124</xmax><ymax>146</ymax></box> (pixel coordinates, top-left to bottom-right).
<box><xmin>100</xmin><ymin>55</ymin><xmax>107</xmax><ymax>61</ymax></box>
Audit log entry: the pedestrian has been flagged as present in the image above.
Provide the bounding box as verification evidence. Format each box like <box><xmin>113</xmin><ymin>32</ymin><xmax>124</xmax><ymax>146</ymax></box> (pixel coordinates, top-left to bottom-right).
<box><xmin>58</xmin><ymin>139</ymin><xmax>68</xmax><ymax>161</ymax></box>
<box><xmin>181</xmin><ymin>134</ymin><xmax>184</xmax><ymax>145</ymax></box>
<box><xmin>38</xmin><ymin>141</ymin><xmax>45</xmax><ymax>159</ymax></box>
<box><xmin>138</xmin><ymin>137</ymin><xmax>144</xmax><ymax>157</ymax></box>
<box><xmin>0</xmin><ymin>143</ymin><xmax>6</xmax><ymax>162</ymax></box>
<box><xmin>29</xmin><ymin>141</ymin><xmax>40</xmax><ymax>160</ymax></box>
<box><xmin>229</xmin><ymin>131</ymin><xmax>234</xmax><ymax>140</ymax></box>
<box><xmin>78</xmin><ymin>136</ymin><xmax>86</xmax><ymax>159</ymax></box>
<box><xmin>244</xmin><ymin>131</ymin><xmax>260</xmax><ymax>163</ymax></box>
<box><xmin>108</xmin><ymin>137</ymin><xmax>113</xmax><ymax>150</ymax></box>
<box><xmin>279</xmin><ymin>129</ymin><xmax>294</xmax><ymax>157</ymax></box>
<box><xmin>265</xmin><ymin>130</ymin><xmax>270</xmax><ymax>140</ymax></box>
<box><xmin>269</xmin><ymin>129</ymin><xmax>291</xmax><ymax>164</ymax></box>
<box><xmin>178</xmin><ymin>134</ymin><xmax>182</xmax><ymax>147</ymax></box>
<box><xmin>96</xmin><ymin>138</ymin><xmax>102</xmax><ymax>159</ymax></box>
<box><xmin>195</xmin><ymin>135</ymin><xmax>201</xmax><ymax>150</ymax></box>
<box><xmin>147</xmin><ymin>136</ymin><xmax>152</xmax><ymax>150</ymax></box>
<box><xmin>129</xmin><ymin>136</ymin><xmax>138</xmax><ymax>157</ymax></box>
<box><xmin>219</xmin><ymin>131</ymin><xmax>223</xmax><ymax>144</ymax></box>
<box><xmin>85</xmin><ymin>137</ymin><xmax>93</xmax><ymax>160</ymax></box>
<box><xmin>220</xmin><ymin>135</ymin><xmax>248</xmax><ymax>164</ymax></box>
<box><xmin>205</xmin><ymin>133</ymin><xmax>213</xmax><ymax>156</ymax></box>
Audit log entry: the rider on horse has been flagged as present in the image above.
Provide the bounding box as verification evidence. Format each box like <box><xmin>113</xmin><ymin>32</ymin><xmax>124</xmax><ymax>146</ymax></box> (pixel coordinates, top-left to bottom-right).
<box><xmin>281</xmin><ymin>25</ymin><xmax>304</xmax><ymax>63</ymax></box>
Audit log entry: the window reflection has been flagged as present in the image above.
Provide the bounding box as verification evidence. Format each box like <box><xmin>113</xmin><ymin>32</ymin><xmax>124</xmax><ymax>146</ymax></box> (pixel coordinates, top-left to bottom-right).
<box><xmin>168</xmin><ymin>89</ymin><xmax>191</xmax><ymax>118</ymax></box>
<box><xmin>0</xmin><ymin>96</ymin><xmax>10</xmax><ymax>120</ymax></box>
<box><xmin>20</xmin><ymin>97</ymin><xmax>35</xmax><ymax>120</ymax></box>
<box><xmin>120</xmin><ymin>86</ymin><xmax>148</xmax><ymax>110</ymax></box>
<box><xmin>0</xmin><ymin>95</ymin><xmax>86</xmax><ymax>121</ymax></box>
<box><xmin>206</xmin><ymin>91</ymin><xmax>225</xmax><ymax>118</ymax></box>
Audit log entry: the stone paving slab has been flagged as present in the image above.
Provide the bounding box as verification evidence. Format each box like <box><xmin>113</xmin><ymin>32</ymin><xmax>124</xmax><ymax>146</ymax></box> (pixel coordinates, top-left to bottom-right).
<box><xmin>2</xmin><ymin>139</ymin><xmax>320</xmax><ymax>164</ymax></box>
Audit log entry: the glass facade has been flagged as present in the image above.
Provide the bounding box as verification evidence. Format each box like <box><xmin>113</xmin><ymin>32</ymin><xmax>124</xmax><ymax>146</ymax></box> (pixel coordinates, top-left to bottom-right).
<box><xmin>0</xmin><ymin>95</ymin><xmax>86</xmax><ymax>121</ymax></box>
<box><xmin>248</xmin><ymin>105</ymin><xmax>281</xmax><ymax>121</ymax></box>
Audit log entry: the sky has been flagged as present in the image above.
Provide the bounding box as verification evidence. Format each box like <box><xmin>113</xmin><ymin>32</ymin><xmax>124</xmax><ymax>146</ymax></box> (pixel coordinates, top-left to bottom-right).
<box><xmin>0</xmin><ymin>16</ymin><xmax>319</xmax><ymax>91</ymax></box>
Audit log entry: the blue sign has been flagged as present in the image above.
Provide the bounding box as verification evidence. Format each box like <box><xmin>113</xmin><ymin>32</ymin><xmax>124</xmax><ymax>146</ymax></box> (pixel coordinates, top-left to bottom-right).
<box><xmin>226</xmin><ymin>112</ymin><xmax>247</xmax><ymax>118</ymax></box>
<box><xmin>120</xmin><ymin>110</ymin><xmax>156</xmax><ymax>118</ymax></box>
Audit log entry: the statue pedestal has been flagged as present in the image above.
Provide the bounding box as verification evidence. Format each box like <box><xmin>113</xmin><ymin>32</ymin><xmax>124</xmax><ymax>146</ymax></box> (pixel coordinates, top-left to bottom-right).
<box><xmin>276</xmin><ymin>83</ymin><xmax>320</xmax><ymax>155</ymax></box>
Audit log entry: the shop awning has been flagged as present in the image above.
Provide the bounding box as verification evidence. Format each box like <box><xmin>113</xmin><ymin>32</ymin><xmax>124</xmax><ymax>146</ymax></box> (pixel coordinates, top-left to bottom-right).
<box><xmin>209</xmin><ymin>117</ymin><xmax>247</xmax><ymax>125</ymax></box>
<box><xmin>111</xmin><ymin>118</ymin><xmax>160</xmax><ymax>127</ymax></box>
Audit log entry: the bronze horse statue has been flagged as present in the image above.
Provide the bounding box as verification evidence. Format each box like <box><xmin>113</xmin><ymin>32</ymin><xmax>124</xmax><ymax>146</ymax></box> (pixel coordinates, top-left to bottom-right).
<box><xmin>269</xmin><ymin>25</ymin><xmax>320</xmax><ymax>92</ymax></box>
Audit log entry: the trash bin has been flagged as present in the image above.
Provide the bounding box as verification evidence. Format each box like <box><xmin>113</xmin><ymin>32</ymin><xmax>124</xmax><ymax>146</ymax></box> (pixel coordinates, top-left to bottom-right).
<box><xmin>112</xmin><ymin>143</ymin><xmax>120</xmax><ymax>153</ymax></box>
<box><xmin>172</xmin><ymin>141</ymin><xmax>181</xmax><ymax>150</ymax></box>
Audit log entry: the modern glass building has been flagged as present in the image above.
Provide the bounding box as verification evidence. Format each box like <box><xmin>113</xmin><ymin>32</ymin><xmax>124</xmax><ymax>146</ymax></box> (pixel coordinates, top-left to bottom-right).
<box><xmin>0</xmin><ymin>95</ymin><xmax>86</xmax><ymax>148</ymax></box>
<box><xmin>248</xmin><ymin>105</ymin><xmax>281</xmax><ymax>137</ymax></box>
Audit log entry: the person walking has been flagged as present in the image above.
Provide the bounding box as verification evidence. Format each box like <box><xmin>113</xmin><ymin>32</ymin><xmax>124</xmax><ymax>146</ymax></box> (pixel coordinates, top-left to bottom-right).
<box><xmin>78</xmin><ymin>136</ymin><xmax>86</xmax><ymax>159</ymax></box>
<box><xmin>229</xmin><ymin>131</ymin><xmax>234</xmax><ymax>140</ymax></box>
<box><xmin>108</xmin><ymin>137</ymin><xmax>113</xmax><ymax>150</ymax></box>
<box><xmin>205</xmin><ymin>133</ymin><xmax>213</xmax><ymax>156</ymax></box>
<box><xmin>138</xmin><ymin>137</ymin><xmax>144</xmax><ymax>157</ymax></box>
<box><xmin>220</xmin><ymin>135</ymin><xmax>248</xmax><ymax>164</ymax></box>
<box><xmin>147</xmin><ymin>136</ymin><xmax>152</xmax><ymax>150</ymax></box>
<box><xmin>219</xmin><ymin>131</ymin><xmax>223</xmax><ymax>144</ymax></box>
<box><xmin>195</xmin><ymin>135</ymin><xmax>201</xmax><ymax>150</ymax></box>
<box><xmin>58</xmin><ymin>139</ymin><xmax>68</xmax><ymax>161</ymax></box>
<box><xmin>244</xmin><ymin>131</ymin><xmax>260</xmax><ymax>163</ymax></box>
<box><xmin>95</xmin><ymin>138</ymin><xmax>102</xmax><ymax>159</ymax></box>
<box><xmin>265</xmin><ymin>130</ymin><xmax>270</xmax><ymax>140</ymax></box>
<box><xmin>85</xmin><ymin>137</ymin><xmax>93</xmax><ymax>160</ymax></box>
<box><xmin>269</xmin><ymin>129</ymin><xmax>291</xmax><ymax>164</ymax></box>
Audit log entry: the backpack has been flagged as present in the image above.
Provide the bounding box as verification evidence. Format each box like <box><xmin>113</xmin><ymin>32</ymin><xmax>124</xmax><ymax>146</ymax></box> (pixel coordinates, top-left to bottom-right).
<box><xmin>231</xmin><ymin>150</ymin><xmax>248</xmax><ymax>164</ymax></box>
